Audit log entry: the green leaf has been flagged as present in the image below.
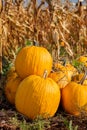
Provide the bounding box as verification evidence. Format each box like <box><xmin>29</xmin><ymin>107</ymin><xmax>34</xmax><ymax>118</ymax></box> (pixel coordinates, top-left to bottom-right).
<box><xmin>25</xmin><ymin>40</ymin><xmax>33</xmax><ymax>46</ymax></box>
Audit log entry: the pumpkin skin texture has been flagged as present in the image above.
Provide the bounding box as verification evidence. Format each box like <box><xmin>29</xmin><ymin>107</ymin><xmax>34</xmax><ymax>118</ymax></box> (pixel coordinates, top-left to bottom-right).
<box><xmin>5</xmin><ymin>71</ymin><xmax>22</xmax><ymax>105</ymax></box>
<box><xmin>15</xmin><ymin>75</ymin><xmax>60</xmax><ymax>119</ymax></box>
<box><xmin>61</xmin><ymin>82</ymin><xmax>87</xmax><ymax>116</ymax></box>
<box><xmin>48</xmin><ymin>71</ymin><xmax>69</xmax><ymax>89</ymax></box>
<box><xmin>15</xmin><ymin>46</ymin><xmax>52</xmax><ymax>79</ymax></box>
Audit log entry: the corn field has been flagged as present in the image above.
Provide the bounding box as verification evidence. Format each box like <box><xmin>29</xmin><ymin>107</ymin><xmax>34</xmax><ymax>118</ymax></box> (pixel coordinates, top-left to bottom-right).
<box><xmin>0</xmin><ymin>0</ymin><xmax>87</xmax><ymax>72</ymax></box>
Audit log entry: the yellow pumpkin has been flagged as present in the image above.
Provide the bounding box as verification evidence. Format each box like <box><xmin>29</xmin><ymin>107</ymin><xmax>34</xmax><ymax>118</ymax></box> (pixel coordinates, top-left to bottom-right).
<box><xmin>54</xmin><ymin>63</ymin><xmax>65</xmax><ymax>70</ymax></box>
<box><xmin>54</xmin><ymin>63</ymin><xmax>77</xmax><ymax>82</ymax></box>
<box><xmin>48</xmin><ymin>71</ymin><xmax>69</xmax><ymax>89</ymax></box>
<box><xmin>15</xmin><ymin>71</ymin><xmax>60</xmax><ymax>119</ymax></box>
<box><xmin>61</xmin><ymin>80</ymin><xmax>87</xmax><ymax>116</ymax></box>
<box><xmin>78</xmin><ymin>56</ymin><xmax>87</xmax><ymax>67</ymax></box>
<box><xmin>5</xmin><ymin>67</ymin><xmax>22</xmax><ymax>105</ymax></box>
<box><xmin>60</xmin><ymin>41</ymin><xmax>65</xmax><ymax>47</ymax></box>
<box><xmin>72</xmin><ymin>73</ymin><xmax>87</xmax><ymax>85</ymax></box>
<box><xmin>15</xmin><ymin>46</ymin><xmax>52</xmax><ymax>79</ymax></box>
<box><xmin>64</xmin><ymin>63</ymin><xmax>78</xmax><ymax>81</ymax></box>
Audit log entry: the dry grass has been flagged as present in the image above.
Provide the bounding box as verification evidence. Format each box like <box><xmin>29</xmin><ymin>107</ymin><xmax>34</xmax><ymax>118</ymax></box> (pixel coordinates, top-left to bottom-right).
<box><xmin>0</xmin><ymin>0</ymin><xmax>87</xmax><ymax>64</ymax></box>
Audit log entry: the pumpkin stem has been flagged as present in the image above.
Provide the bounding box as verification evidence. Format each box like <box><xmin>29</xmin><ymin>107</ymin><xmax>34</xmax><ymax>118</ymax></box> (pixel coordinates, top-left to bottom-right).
<box><xmin>60</xmin><ymin>58</ymin><xmax>66</xmax><ymax>66</ymax></box>
<box><xmin>43</xmin><ymin>70</ymin><xmax>48</xmax><ymax>79</ymax></box>
<box><xmin>33</xmin><ymin>40</ymin><xmax>39</xmax><ymax>46</ymax></box>
<box><xmin>79</xmin><ymin>68</ymin><xmax>87</xmax><ymax>85</ymax></box>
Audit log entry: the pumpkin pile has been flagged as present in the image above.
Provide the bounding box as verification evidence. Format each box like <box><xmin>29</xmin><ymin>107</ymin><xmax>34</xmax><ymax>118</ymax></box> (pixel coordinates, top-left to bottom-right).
<box><xmin>5</xmin><ymin>45</ymin><xmax>60</xmax><ymax>119</ymax></box>
<box><xmin>5</xmin><ymin>47</ymin><xmax>87</xmax><ymax>119</ymax></box>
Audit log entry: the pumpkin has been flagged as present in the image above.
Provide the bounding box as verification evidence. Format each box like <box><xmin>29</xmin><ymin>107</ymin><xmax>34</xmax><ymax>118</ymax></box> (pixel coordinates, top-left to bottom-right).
<box><xmin>6</xmin><ymin>66</ymin><xmax>16</xmax><ymax>80</ymax></box>
<box><xmin>54</xmin><ymin>63</ymin><xmax>77</xmax><ymax>82</ymax></box>
<box><xmin>48</xmin><ymin>71</ymin><xmax>69</xmax><ymax>89</ymax></box>
<box><xmin>15</xmin><ymin>46</ymin><xmax>52</xmax><ymax>79</ymax></box>
<box><xmin>78</xmin><ymin>56</ymin><xmax>87</xmax><ymax>67</ymax></box>
<box><xmin>61</xmin><ymin>72</ymin><xmax>87</xmax><ymax>116</ymax></box>
<box><xmin>60</xmin><ymin>42</ymin><xmax>65</xmax><ymax>47</ymax></box>
<box><xmin>15</xmin><ymin>71</ymin><xmax>60</xmax><ymax>119</ymax></box>
<box><xmin>5</xmin><ymin>67</ymin><xmax>22</xmax><ymax>105</ymax></box>
<box><xmin>64</xmin><ymin>63</ymin><xmax>78</xmax><ymax>81</ymax></box>
<box><xmin>54</xmin><ymin>63</ymin><xmax>65</xmax><ymax>70</ymax></box>
<box><xmin>72</xmin><ymin>73</ymin><xmax>87</xmax><ymax>85</ymax></box>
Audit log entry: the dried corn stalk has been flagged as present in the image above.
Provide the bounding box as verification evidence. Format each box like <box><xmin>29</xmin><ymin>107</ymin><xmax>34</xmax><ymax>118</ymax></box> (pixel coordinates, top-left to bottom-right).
<box><xmin>0</xmin><ymin>0</ymin><xmax>87</xmax><ymax>64</ymax></box>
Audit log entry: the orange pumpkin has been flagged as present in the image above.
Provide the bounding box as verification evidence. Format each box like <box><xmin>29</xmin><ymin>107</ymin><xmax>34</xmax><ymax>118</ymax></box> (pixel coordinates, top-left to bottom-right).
<box><xmin>61</xmin><ymin>72</ymin><xmax>87</xmax><ymax>116</ymax></box>
<box><xmin>15</xmin><ymin>46</ymin><xmax>53</xmax><ymax>79</ymax></box>
<box><xmin>15</xmin><ymin>71</ymin><xmax>60</xmax><ymax>119</ymax></box>
<box><xmin>6</xmin><ymin>66</ymin><xmax>16</xmax><ymax>80</ymax></box>
<box><xmin>5</xmin><ymin>67</ymin><xmax>22</xmax><ymax>104</ymax></box>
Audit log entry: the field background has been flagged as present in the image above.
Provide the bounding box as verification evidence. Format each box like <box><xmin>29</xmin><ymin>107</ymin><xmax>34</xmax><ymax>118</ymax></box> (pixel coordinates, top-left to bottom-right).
<box><xmin>1</xmin><ymin>0</ymin><xmax>87</xmax><ymax>64</ymax></box>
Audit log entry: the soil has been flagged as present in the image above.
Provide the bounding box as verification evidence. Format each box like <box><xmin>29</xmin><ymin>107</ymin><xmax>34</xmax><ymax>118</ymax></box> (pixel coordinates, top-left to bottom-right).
<box><xmin>0</xmin><ymin>76</ymin><xmax>87</xmax><ymax>130</ymax></box>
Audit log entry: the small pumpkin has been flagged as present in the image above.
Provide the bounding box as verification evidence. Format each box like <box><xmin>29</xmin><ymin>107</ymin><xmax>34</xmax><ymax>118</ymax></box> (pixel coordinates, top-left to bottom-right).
<box><xmin>48</xmin><ymin>71</ymin><xmax>69</xmax><ymax>89</ymax></box>
<box><xmin>60</xmin><ymin>42</ymin><xmax>65</xmax><ymax>47</ymax></box>
<box><xmin>61</xmin><ymin>71</ymin><xmax>87</xmax><ymax>116</ymax></box>
<box><xmin>72</xmin><ymin>73</ymin><xmax>87</xmax><ymax>85</ymax></box>
<box><xmin>15</xmin><ymin>71</ymin><xmax>60</xmax><ymax>119</ymax></box>
<box><xmin>54</xmin><ymin>63</ymin><xmax>65</xmax><ymax>71</ymax></box>
<box><xmin>6</xmin><ymin>66</ymin><xmax>16</xmax><ymax>80</ymax></box>
<box><xmin>78</xmin><ymin>56</ymin><xmax>87</xmax><ymax>67</ymax></box>
<box><xmin>5</xmin><ymin>67</ymin><xmax>22</xmax><ymax>105</ymax></box>
<box><xmin>54</xmin><ymin>63</ymin><xmax>77</xmax><ymax>82</ymax></box>
<box><xmin>64</xmin><ymin>63</ymin><xmax>78</xmax><ymax>81</ymax></box>
<box><xmin>15</xmin><ymin>46</ymin><xmax>53</xmax><ymax>79</ymax></box>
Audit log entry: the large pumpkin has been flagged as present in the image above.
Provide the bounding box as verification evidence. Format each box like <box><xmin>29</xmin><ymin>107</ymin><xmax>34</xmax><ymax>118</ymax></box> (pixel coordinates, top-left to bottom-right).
<box><xmin>15</xmin><ymin>46</ymin><xmax>52</xmax><ymax>79</ymax></box>
<box><xmin>61</xmin><ymin>80</ymin><xmax>87</xmax><ymax>116</ymax></box>
<box><xmin>48</xmin><ymin>71</ymin><xmax>69</xmax><ymax>89</ymax></box>
<box><xmin>15</xmin><ymin>71</ymin><xmax>60</xmax><ymax>119</ymax></box>
<box><xmin>5</xmin><ymin>67</ymin><xmax>22</xmax><ymax>104</ymax></box>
